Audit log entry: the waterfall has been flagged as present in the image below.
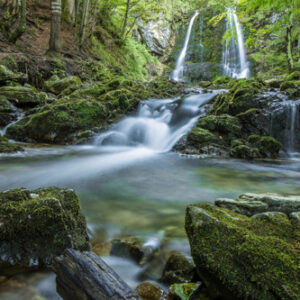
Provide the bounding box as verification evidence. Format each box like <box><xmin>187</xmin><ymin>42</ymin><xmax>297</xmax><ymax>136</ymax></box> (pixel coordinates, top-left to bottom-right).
<box><xmin>222</xmin><ymin>7</ymin><xmax>250</xmax><ymax>79</ymax></box>
<box><xmin>170</xmin><ymin>10</ymin><xmax>199</xmax><ymax>82</ymax></box>
<box><xmin>199</xmin><ymin>11</ymin><xmax>204</xmax><ymax>63</ymax></box>
<box><xmin>94</xmin><ymin>90</ymin><xmax>221</xmax><ymax>153</ymax></box>
<box><xmin>287</xmin><ymin>101</ymin><xmax>299</xmax><ymax>155</ymax></box>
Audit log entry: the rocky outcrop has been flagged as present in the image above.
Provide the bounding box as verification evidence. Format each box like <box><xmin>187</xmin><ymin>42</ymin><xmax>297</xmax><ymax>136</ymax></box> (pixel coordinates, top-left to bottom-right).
<box><xmin>44</xmin><ymin>75</ymin><xmax>82</xmax><ymax>95</ymax></box>
<box><xmin>185</xmin><ymin>194</ymin><xmax>300</xmax><ymax>299</ymax></box>
<box><xmin>0</xmin><ymin>136</ymin><xmax>24</xmax><ymax>153</ymax></box>
<box><xmin>0</xmin><ymin>64</ymin><xmax>27</xmax><ymax>84</ymax></box>
<box><xmin>0</xmin><ymin>187</ymin><xmax>89</xmax><ymax>275</ymax></box>
<box><xmin>137</xmin><ymin>15</ymin><xmax>171</xmax><ymax>56</ymax></box>
<box><xmin>0</xmin><ymin>96</ymin><xmax>17</xmax><ymax>127</ymax></box>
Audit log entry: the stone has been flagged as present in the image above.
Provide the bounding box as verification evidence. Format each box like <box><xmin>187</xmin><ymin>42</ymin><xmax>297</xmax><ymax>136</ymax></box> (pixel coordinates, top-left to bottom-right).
<box><xmin>265</xmin><ymin>78</ymin><xmax>283</xmax><ymax>88</ymax></box>
<box><xmin>0</xmin><ymin>187</ymin><xmax>89</xmax><ymax>275</ymax></box>
<box><xmin>44</xmin><ymin>76</ymin><xmax>82</xmax><ymax>95</ymax></box>
<box><xmin>215</xmin><ymin>198</ymin><xmax>268</xmax><ymax>216</ymax></box>
<box><xmin>0</xmin><ymin>65</ymin><xmax>27</xmax><ymax>84</ymax></box>
<box><xmin>0</xmin><ymin>136</ymin><xmax>24</xmax><ymax>153</ymax></box>
<box><xmin>161</xmin><ymin>251</ymin><xmax>195</xmax><ymax>284</ymax></box>
<box><xmin>0</xmin><ymin>86</ymin><xmax>47</xmax><ymax>108</ymax></box>
<box><xmin>136</xmin><ymin>281</ymin><xmax>167</xmax><ymax>300</ymax></box>
<box><xmin>185</xmin><ymin>203</ymin><xmax>300</xmax><ymax>299</ymax></box>
<box><xmin>290</xmin><ymin>212</ymin><xmax>300</xmax><ymax>223</ymax></box>
<box><xmin>0</xmin><ymin>96</ymin><xmax>17</xmax><ymax>127</ymax></box>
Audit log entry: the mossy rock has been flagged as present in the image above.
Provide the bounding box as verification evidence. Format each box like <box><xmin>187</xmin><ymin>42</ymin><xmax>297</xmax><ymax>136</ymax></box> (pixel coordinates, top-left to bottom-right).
<box><xmin>0</xmin><ymin>187</ymin><xmax>89</xmax><ymax>275</ymax></box>
<box><xmin>0</xmin><ymin>95</ymin><xmax>14</xmax><ymax>113</ymax></box>
<box><xmin>0</xmin><ymin>56</ymin><xmax>18</xmax><ymax>72</ymax></box>
<box><xmin>0</xmin><ymin>136</ymin><xmax>24</xmax><ymax>153</ymax></box>
<box><xmin>44</xmin><ymin>76</ymin><xmax>82</xmax><ymax>95</ymax></box>
<box><xmin>0</xmin><ymin>65</ymin><xmax>27</xmax><ymax>85</ymax></box>
<box><xmin>230</xmin><ymin>144</ymin><xmax>261</xmax><ymax>160</ymax></box>
<box><xmin>6</xmin><ymin>98</ymin><xmax>108</xmax><ymax>144</ymax></box>
<box><xmin>284</xmin><ymin>71</ymin><xmax>300</xmax><ymax>81</ymax></box>
<box><xmin>248</xmin><ymin>135</ymin><xmax>282</xmax><ymax>159</ymax></box>
<box><xmin>185</xmin><ymin>203</ymin><xmax>300</xmax><ymax>299</ymax></box>
<box><xmin>196</xmin><ymin>114</ymin><xmax>241</xmax><ymax>144</ymax></box>
<box><xmin>213</xmin><ymin>80</ymin><xmax>263</xmax><ymax>115</ymax></box>
<box><xmin>186</xmin><ymin>128</ymin><xmax>218</xmax><ymax>148</ymax></box>
<box><xmin>0</xmin><ymin>85</ymin><xmax>47</xmax><ymax>107</ymax></box>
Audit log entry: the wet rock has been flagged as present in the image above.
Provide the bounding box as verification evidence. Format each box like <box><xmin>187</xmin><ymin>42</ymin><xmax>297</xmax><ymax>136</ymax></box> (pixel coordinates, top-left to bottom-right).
<box><xmin>186</xmin><ymin>128</ymin><xmax>218</xmax><ymax>148</ymax></box>
<box><xmin>0</xmin><ymin>187</ymin><xmax>89</xmax><ymax>275</ymax></box>
<box><xmin>161</xmin><ymin>251</ymin><xmax>195</xmax><ymax>284</ymax></box>
<box><xmin>265</xmin><ymin>78</ymin><xmax>283</xmax><ymax>89</ymax></box>
<box><xmin>44</xmin><ymin>75</ymin><xmax>82</xmax><ymax>95</ymax></box>
<box><xmin>230</xmin><ymin>144</ymin><xmax>261</xmax><ymax>160</ymax></box>
<box><xmin>185</xmin><ymin>202</ymin><xmax>300</xmax><ymax>299</ymax></box>
<box><xmin>290</xmin><ymin>212</ymin><xmax>300</xmax><ymax>223</ymax></box>
<box><xmin>215</xmin><ymin>198</ymin><xmax>268</xmax><ymax>216</ymax></box>
<box><xmin>111</xmin><ymin>236</ymin><xmax>144</xmax><ymax>264</ymax></box>
<box><xmin>136</xmin><ymin>281</ymin><xmax>167</xmax><ymax>300</ymax></box>
<box><xmin>0</xmin><ymin>96</ymin><xmax>18</xmax><ymax>127</ymax></box>
<box><xmin>0</xmin><ymin>136</ymin><xmax>24</xmax><ymax>153</ymax></box>
<box><xmin>0</xmin><ymin>85</ymin><xmax>47</xmax><ymax>108</ymax></box>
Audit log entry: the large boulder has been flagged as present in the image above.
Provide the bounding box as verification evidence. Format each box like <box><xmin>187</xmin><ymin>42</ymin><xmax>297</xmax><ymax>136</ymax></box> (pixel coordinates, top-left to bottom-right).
<box><xmin>0</xmin><ymin>65</ymin><xmax>27</xmax><ymax>84</ymax></box>
<box><xmin>44</xmin><ymin>75</ymin><xmax>82</xmax><ymax>95</ymax></box>
<box><xmin>0</xmin><ymin>187</ymin><xmax>89</xmax><ymax>275</ymax></box>
<box><xmin>185</xmin><ymin>197</ymin><xmax>300</xmax><ymax>299</ymax></box>
<box><xmin>0</xmin><ymin>85</ymin><xmax>47</xmax><ymax>108</ymax></box>
<box><xmin>0</xmin><ymin>96</ymin><xmax>17</xmax><ymax>127</ymax></box>
<box><xmin>6</xmin><ymin>98</ymin><xmax>108</xmax><ymax>144</ymax></box>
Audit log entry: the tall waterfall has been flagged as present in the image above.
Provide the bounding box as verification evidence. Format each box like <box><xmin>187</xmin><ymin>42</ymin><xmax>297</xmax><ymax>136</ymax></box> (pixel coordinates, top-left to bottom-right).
<box><xmin>286</xmin><ymin>101</ymin><xmax>299</xmax><ymax>155</ymax></box>
<box><xmin>95</xmin><ymin>90</ymin><xmax>221</xmax><ymax>153</ymax></box>
<box><xmin>222</xmin><ymin>7</ymin><xmax>250</xmax><ymax>79</ymax></box>
<box><xmin>170</xmin><ymin>10</ymin><xmax>199</xmax><ymax>82</ymax></box>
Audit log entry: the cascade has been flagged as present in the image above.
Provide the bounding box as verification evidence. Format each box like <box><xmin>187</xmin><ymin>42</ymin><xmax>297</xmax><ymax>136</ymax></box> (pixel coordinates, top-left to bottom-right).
<box><xmin>94</xmin><ymin>90</ymin><xmax>221</xmax><ymax>153</ymax></box>
<box><xmin>170</xmin><ymin>10</ymin><xmax>199</xmax><ymax>82</ymax></box>
<box><xmin>222</xmin><ymin>7</ymin><xmax>250</xmax><ymax>79</ymax></box>
<box><xmin>285</xmin><ymin>101</ymin><xmax>299</xmax><ymax>156</ymax></box>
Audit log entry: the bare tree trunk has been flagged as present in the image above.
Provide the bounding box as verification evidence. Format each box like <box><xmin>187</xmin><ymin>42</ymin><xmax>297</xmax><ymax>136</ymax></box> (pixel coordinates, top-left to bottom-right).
<box><xmin>49</xmin><ymin>0</ymin><xmax>62</xmax><ymax>53</ymax></box>
<box><xmin>121</xmin><ymin>0</ymin><xmax>130</xmax><ymax>39</ymax></box>
<box><xmin>79</xmin><ymin>0</ymin><xmax>90</xmax><ymax>47</ymax></box>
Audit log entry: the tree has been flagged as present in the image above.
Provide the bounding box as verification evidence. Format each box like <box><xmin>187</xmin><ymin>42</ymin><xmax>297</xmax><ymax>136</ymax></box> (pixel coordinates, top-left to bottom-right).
<box><xmin>49</xmin><ymin>0</ymin><xmax>62</xmax><ymax>53</ymax></box>
<box><xmin>79</xmin><ymin>0</ymin><xmax>91</xmax><ymax>46</ymax></box>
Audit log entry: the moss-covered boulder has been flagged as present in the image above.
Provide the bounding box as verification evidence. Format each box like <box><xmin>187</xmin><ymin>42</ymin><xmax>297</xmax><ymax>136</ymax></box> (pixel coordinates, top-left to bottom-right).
<box><xmin>248</xmin><ymin>135</ymin><xmax>282</xmax><ymax>158</ymax></box>
<box><xmin>0</xmin><ymin>85</ymin><xmax>47</xmax><ymax>107</ymax></box>
<box><xmin>284</xmin><ymin>71</ymin><xmax>300</xmax><ymax>81</ymax></box>
<box><xmin>6</xmin><ymin>98</ymin><xmax>108</xmax><ymax>144</ymax></box>
<box><xmin>0</xmin><ymin>65</ymin><xmax>27</xmax><ymax>85</ymax></box>
<box><xmin>213</xmin><ymin>80</ymin><xmax>263</xmax><ymax>115</ymax></box>
<box><xmin>0</xmin><ymin>136</ymin><xmax>24</xmax><ymax>153</ymax></box>
<box><xmin>44</xmin><ymin>76</ymin><xmax>82</xmax><ymax>95</ymax></box>
<box><xmin>0</xmin><ymin>187</ymin><xmax>89</xmax><ymax>275</ymax></box>
<box><xmin>0</xmin><ymin>56</ymin><xmax>18</xmax><ymax>73</ymax></box>
<box><xmin>280</xmin><ymin>81</ymin><xmax>300</xmax><ymax>98</ymax></box>
<box><xmin>136</xmin><ymin>281</ymin><xmax>167</xmax><ymax>300</ymax></box>
<box><xmin>186</xmin><ymin>128</ymin><xmax>218</xmax><ymax>148</ymax></box>
<box><xmin>185</xmin><ymin>198</ymin><xmax>300</xmax><ymax>299</ymax></box>
<box><xmin>230</xmin><ymin>144</ymin><xmax>261</xmax><ymax>160</ymax></box>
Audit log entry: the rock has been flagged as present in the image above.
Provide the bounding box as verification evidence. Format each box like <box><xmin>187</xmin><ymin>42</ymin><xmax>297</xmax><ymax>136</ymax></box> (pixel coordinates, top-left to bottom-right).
<box><xmin>280</xmin><ymin>81</ymin><xmax>300</xmax><ymax>98</ymax></box>
<box><xmin>290</xmin><ymin>212</ymin><xmax>300</xmax><ymax>223</ymax></box>
<box><xmin>138</xmin><ymin>15</ymin><xmax>171</xmax><ymax>56</ymax></box>
<box><xmin>284</xmin><ymin>71</ymin><xmax>300</xmax><ymax>81</ymax></box>
<box><xmin>230</xmin><ymin>144</ymin><xmax>261</xmax><ymax>160</ymax></box>
<box><xmin>161</xmin><ymin>251</ymin><xmax>195</xmax><ymax>284</ymax></box>
<box><xmin>215</xmin><ymin>198</ymin><xmax>268</xmax><ymax>216</ymax></box>
<box><xmin>0</xmin><ymin>96</ymin><xmax>18</xmax><ymax>127</ymax></box>
<box><xmin>0</xmin><ymin>56</ymin><xmax>18</xmax><ymax>72</ymax></box>
<box><xmin>136</xmin><ymin>281</ymin><xmax>167</xmax><ymax>300</ymax></box>
<box><xmin>6</xmin><ymin>97</ymin><xmax>108</xmax><ymax>144</ymax></box>
<box><xmin>0</xmin><ymin>136</ymin><xmax>24</xmax><ymax>153</ymax></box>
<box><xmin>0</xmin><ymin>86</ymin><xmax>47</xmax><ymax>108</ymax></box>
<box><xmin>0</xmin><ymin>187</ymin><xmax>89</xmax><ymax>275</ymax></box>
<box><xmin>0</xmin><ymin>65</ymin><xmax>27</xmax><ymax>84</ymax></box>
<box><xmin>265</xmin><ymin>78</ymin><xmax>283</xmax><ymax>88</ymax></box>
<box><xmin>185</xmin><ymin>203</ymin><xmax>300</xmax><ymax>299</ymax></box>
<box><xmin>183</xmin><ymin>62</ymin><xmax>220</xmax><ymax>82</ymax></box>
<box><xmin>111</xmin><ymin>236</ymin><xmax>144</xmax><ymax>264</ymax></box>
<box><xmin>44</xmin><ymin>76</ymin><xmax>82</xmax><ymax>95</ymax></box>
<box><xmin>239</xmin><ymin>193</ymin><xmax>300</xmax><ymax>214</ymax></box>
<box><xmin>186</xmin><ymin>128</ymin><xmax>218</xmax><ymax>148</ymax></box>
<box><xmin>248</xmin><ymin>135</ymin><xmax>282</xmax><ymax>158</ymax></box>
<box><xmin>168</xmin><ymin>283</ymin><xmax>202</xmax><ymax>300</ymax></box>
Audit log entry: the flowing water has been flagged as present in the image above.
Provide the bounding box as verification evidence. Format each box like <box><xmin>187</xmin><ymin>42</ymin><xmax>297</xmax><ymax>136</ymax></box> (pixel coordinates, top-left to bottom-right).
<box><xmin>222</xmin><ymin>7</ymin><xmax>250</xmax><ymax>79</ymax></box>
<box><xmin>1</xmin><ymin>89</ymin><xmax>300</xmax><ymax>299</ymax></box>
<box><xmin>170</xmin><ymin>10</ymin><xmax>199</xmax><ymax>82</ymax></box>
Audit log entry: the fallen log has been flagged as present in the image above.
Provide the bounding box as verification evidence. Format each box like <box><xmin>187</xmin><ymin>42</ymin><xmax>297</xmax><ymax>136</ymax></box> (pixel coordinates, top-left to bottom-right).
<box><xmin>53</xmin><ymin>249</ymin><xmax>141</xmax><ymax>300</ymax></box>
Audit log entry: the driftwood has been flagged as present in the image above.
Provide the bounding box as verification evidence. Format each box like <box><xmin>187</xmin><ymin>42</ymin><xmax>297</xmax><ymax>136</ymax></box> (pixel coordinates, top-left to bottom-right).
<box><xmin>53</xmin><ymin>249</ymin><xmax>141</xmax><ymax>300</ymax></box>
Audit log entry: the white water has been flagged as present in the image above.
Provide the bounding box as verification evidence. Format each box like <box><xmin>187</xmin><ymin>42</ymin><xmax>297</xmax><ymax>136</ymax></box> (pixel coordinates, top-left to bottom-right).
<box><xmin>222</xmin><ymin>7</ymin><xmax>250</xmax><ymax>79</ymax></box>
<box><xmin>0</xmin><ymin>104</ymin><xmax>24</xmax><ymax>136</ymax></box>
<box><xmin>171</xmin><ymin>10</ymin><xmax>199</xmax><ymax>82</ymax></box>
<box><xmin>95</xmin><ymin>90</ymin><xmax>221</xmax><ymax>153</ymax></box>
<box><xmin>286</xmin><ymin>101</ymin><xmax>299</xmax><ymax>157</ymax></box>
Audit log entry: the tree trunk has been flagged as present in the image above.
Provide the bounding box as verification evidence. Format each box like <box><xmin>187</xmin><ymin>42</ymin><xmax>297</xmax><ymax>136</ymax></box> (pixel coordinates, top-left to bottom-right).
<box><xmin>121</xmin><ymin>0</ymin><xmax>130</xmax><ymax>39</ymax></box>
<box><xmin>53</xmin><ymin>249</ymin><xmax>141</xmax><ymax>300</ymax></box>
<box><xmin>286</xmin><ymin>8</ymin><xmax>294</xmax><ymax>71</ymax></box>
<box><xmin>79</xmin><ymin>0</ymin><xmax>90</xmax><ymax>47</ymax></box>
<box><xmin>74</xmin><ymin>0</ymin><xmax>80</xmax><ymax>24</ymax></box>
<box><xmin>49</xmin><ymin>0</ymin><xmax>62</xmax><ymax>53</ymax></box>
<box><xmin>8</xmin><ymin>0</ymin><xmax>26</xmax><ymax>43</ymax></box>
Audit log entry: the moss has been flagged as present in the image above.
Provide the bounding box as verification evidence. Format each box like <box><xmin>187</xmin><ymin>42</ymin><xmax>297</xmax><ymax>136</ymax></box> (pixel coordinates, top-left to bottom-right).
<box><xmin>248</xmin><ymin>135</ymin><xmax>282</xmax><ymax>159</ymax></box>
<box><xmin>231</xmin><ymin>139</ymin><xmax>245</xmax><ymax>148</ymax></box>
<box><xmin>169</xmin><ymin>283</ymin><xmax>202</xmax><ymax>300</ymax></box>
<box><xmin>185</xmin><ymin>203</ymin><xmax>300</xmax><ymax>299</ymax></box>
<box><xmin>187</xmin><ymin>128</ymin><xmax>217</xmax><ymax>148</ymax></box>
<box><xmin>284</xmin><ymin>71</ymin><xmax>300</xmax><ymax>81</ymax></box>
<box><xmin>0</xmin><ymin>136</ymin><xmax>24</xmax><ymax>153</ymax></box>
<box><xmin>44</xmin><ymin>76</ymin><xmax>82</xmax><ymax>95</ymax></box>
<box><xmin>230</xmin><ymin>144</ymin><xmax>261</xmax><ymax>160</ymax></box>
<box><xmin>6</xmin><ymin>98</ymin><xmax>108</xmax><ymax>144</ymax></box>
<box><xmin>0</xmin><ymin>56</ymin><xmax>18</xmax><ymax>72</ymax></box>
<box><xmin>0</xmin><ymin>187</ymin><xmax>89</xmax><ymax>275</ymax></box>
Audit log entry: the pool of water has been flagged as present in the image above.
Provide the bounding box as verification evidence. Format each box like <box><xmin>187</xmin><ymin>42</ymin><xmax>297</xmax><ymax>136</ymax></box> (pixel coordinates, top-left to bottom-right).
<box><xmin>0</xmin><ymin>146</ymin><xmax>300</xmax><ymax>299</ymax></box>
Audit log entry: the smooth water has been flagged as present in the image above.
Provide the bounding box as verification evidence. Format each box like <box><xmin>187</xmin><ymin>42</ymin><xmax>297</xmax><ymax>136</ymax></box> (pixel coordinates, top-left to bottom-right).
<box><xmin>171</xmin><ymin>10</ymin><xmax>199</xmax><ymax>82</ymax></box>
<box><xmin>222</xmin><ymin>7</ymin><xmax>250</xmax><ymax>79</ymax></box>
<box><xmin>1</xmin><ymin>91</ymin><xmax>300</xmax><ymax>299</ymax></box>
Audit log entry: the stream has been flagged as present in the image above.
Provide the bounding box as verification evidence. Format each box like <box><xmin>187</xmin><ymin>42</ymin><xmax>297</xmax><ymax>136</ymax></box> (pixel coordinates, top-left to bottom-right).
<box><xmin>0</xmin><ymin>90</ymin><xmax>300</xmax><ymax>299</ymax></box>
